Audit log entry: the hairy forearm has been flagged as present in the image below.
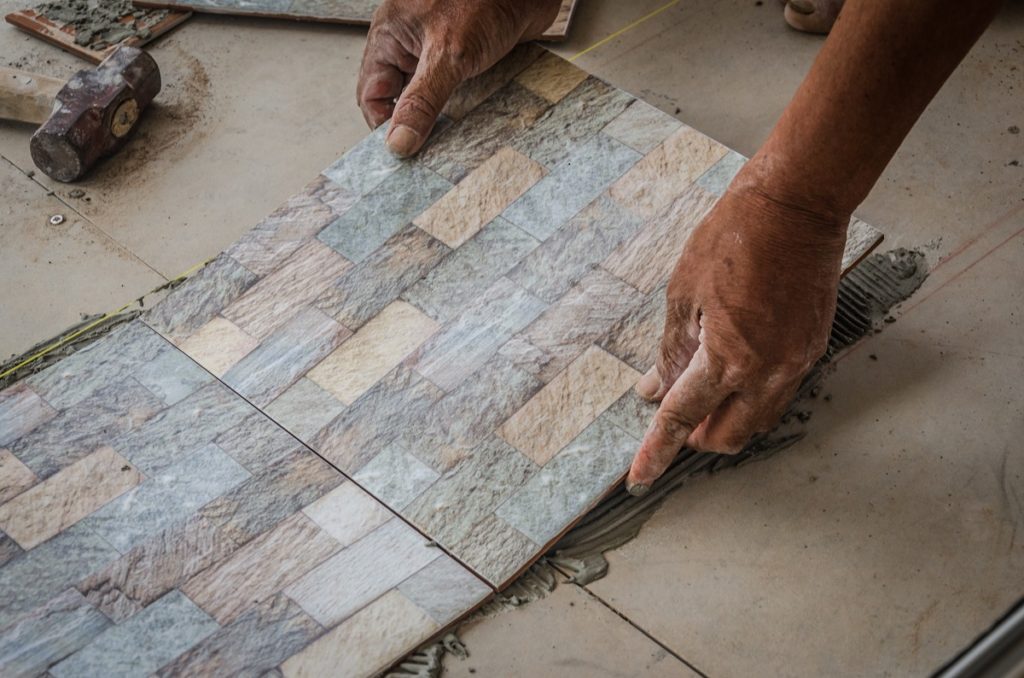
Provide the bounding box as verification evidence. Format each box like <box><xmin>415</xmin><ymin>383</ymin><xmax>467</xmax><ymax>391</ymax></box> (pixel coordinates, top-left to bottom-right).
<box><xmin>750</xmin><ymin>0</ymin><xmax>1001</xmax><ymax>220</ymax></box>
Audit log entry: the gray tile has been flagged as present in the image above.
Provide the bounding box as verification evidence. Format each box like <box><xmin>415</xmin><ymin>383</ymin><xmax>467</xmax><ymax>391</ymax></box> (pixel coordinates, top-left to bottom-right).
<box><xmin>0</xmin><ymin>589</ymin><xmax>110</xmax><ymax>677</ymax></box>
<box><xmin>134</xmin><ymin>348</ymin><xmax>214</xmax><ymax>405</ymax></box>
<box><xmin>0</xmin><ymin>524</ymin><xmax>119</xmax><ymax>628</ymax></box>
<box><xmin>604</xmin><ymin>388</ymin><xmax>659</xmax><ymax>441</ymax></box>
<box><xmin>317</xmin><ymin>164</ymin><xmax>452</xmax><ymax>263</ymax></box>
<box><xmin>145</xmin><ymin>255</ymin><xmax>258</xmax><ymax>344</ymax></box>
<box><xmin>443</xmin><ymin>43</ymin><xmax>545</xmax><ymax>120</ymax></box>
<box><xmin>410</xmin><ymin>277</ymin><xmax>547</xmax><ymax>392</ymax></box>
<box><xmin>0</xmin><ymin>382</ymin><xmax>56</xmax><ymax>447</ymax></box>
<box><xmin>321</xmin><ymin>124</ymin><xmax>403</xmax><ymax>198</ymax></box>
<box><xmin>314</xmin><ymin>225</ymin><xmax>451</xmax><ymax>331</ymax></box>
<box><xmin>508</xmin><ymin>195</ymin><xmax>643</xmax><ymax>303</ymax></box>
<box><xmin>694</xmin><ymin>150</ymin><xmax>746</xmax><ymax>196</ymax></box>
<box><xmin>11</xmin><ymin>378</ymin><xmax>164</xmax><ymax>479</ymax></box>
<box><xmin>496</xmin><ymin>416</ymin><xmax>637</xmax><ymax>546</ymax></box>
<box><xmin>286</xmin><ymin>0</ymin><xmax>376</xmax><ymax>19</ymax></box>
<box><xmin>82</xmin><ymin>442</ymin><xmax>250</xmax><ymax>553</ymax></box>
<box><xmin>601</xmin><ymin>98</ymin><xmax>683</xmax><ymax>154</ymax></box>
<box><xmin>214</xmin><ymin>412</ymin><xmax>303</xmax><ymax>473</ymax></box>
<box><xmin>51</xmin><ymin>590</ymin><xmax>219</xmax><ymax>678</ymax></box>
<box><xmin>313</xmin><ymin>365</ymin><xmax>444</xmax><ymax>473</ymax></box>
<box><xmin>502</xmin><ymin>133</ymin><xmax>642</xmax><ymax>241</ymax></box>
<box><xmin>599</xmin><ymin>284</ymin><xmax>667</xmax><ymax>373</ymax></box>
<box><xmin>265</xmin><ymin>378</ymin><xmax>346</xmax><ymax>441</ymax></box>
<box><xmin>397</xmin><ymin>557</ymin><xmax>492</xmax><ymax>624</ymax></box>
<box><xmin>513</xmin><ymin>76</ymin><xmax>634</xmax><ymax>168</ymax></box>
<box><xmin>0</xmin><ymin>531</ymin><xmax>20</xmax><ymax>567</ymax></box>
<box><xmin>222</xmin><ymin>306</ymin><xmax>350</xmax><ymax>408</ymax></box>
<box><xmin>154</xmin><ymin>593</ymin><xmax>322</xmax><ymax>677</ymax></box>
<box><xmin>402</xmin><ymin>217</ymin><xmax>540</xmax><ymax>322</ymax></box>
<box><xmin>447</xmin><ymin>513</ymin><xmax>539</xmax><ymax>587</ymax></box>
<box><xmin>353</xmin><ymin>443</ymin><xmax>440</xmax><ymax>510</ymax></box>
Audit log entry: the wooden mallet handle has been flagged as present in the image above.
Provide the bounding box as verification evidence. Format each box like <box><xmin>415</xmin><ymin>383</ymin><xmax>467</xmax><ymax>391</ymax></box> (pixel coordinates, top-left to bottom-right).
<box><xmin>0</xmin><ymin>67</ymin><xmax>65</xmax><ymax>125</ymax></box>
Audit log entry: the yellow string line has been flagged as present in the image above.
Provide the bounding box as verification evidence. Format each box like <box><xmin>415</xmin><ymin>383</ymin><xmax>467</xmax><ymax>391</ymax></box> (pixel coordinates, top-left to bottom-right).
<box><xmin>568</xmin><ymin>0</ymin><xmax>682</xmax><ymax>62</ymax></box>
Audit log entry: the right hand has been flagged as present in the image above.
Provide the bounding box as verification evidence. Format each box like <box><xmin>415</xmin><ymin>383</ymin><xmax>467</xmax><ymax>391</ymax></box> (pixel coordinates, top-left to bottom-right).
<box><xmin>357</xmin><ymin>0</ymin><xmax>561</xmax><ymax>157</ymax></box>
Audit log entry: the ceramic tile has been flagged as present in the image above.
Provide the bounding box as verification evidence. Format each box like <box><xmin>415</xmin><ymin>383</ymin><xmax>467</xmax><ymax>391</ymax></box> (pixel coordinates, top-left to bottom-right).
<box><xmin>0</xmin><ymin>449</ymin><xmax>37</xmax><ymax>504</ymax></box>
<box><xmin>353</xmin><ymin>443</ymin><xmax>440</xmax><ymax>510</ymax></box>
<box><xmin>177</xmin><ymin>316</ymin><xmax>260</xmax><ymax>378</ymax></box>
<box><xmin>134</xmin><ymin>349</ymin><xmax>215</xmax><ymax>405</ymax></box>
<box><xmin>443</xmin><ymin>44</ymin><xmax>545</xmax><ymax>120</ymax></box>
<box><xmin>321</xmin><ymin>124</ymin><xmax>403</xmax><ymax>198</ymax></box>
<box><xmin>497</xmin><ymin>346</ymin><xmax>642</xmax><ymax>466</ymax></box>
<box><xmin>0</xmin><ymin>532</ymin><xmax>20</xmax><ymax>566</ymax></box>
<box><xmin>265</xmin><ymin>378</ymin><xmax>347</xmax><ymax>441</ymax></box>
<box><xmin>0</xmin><ymin>382</ymin><xmax>55</xmax><ymax>447</ymax></box>
<box><xmin>414</xmin><ymin>147</ymin><xmax>546</xmax><ymax>248</ymax></box>
<box><xmin>446</xmin><ymin>513</ymin><xmax>539</xmax><ymax>587</ymax></box>
<box><xmin>213</xmin><ymin>412</ymin><xmax>304</xmax><ymax>473</ymax></box>
<box><xmin>307</xmin><ymin>300</ymin><xmax>439</xmax><ymax>405</ymax></box>
<box><xmin>0</xmin><ymin>446</ymin><xmax>143</xmax><ymax>550</ymax></box>
<box><xmin>515</xmin><ymin>51</ymin><xmax>589</xmax><ymax>104</ymax></box>
<box><xmin>397</xmin><ymin>556</ymin><xmax>492</xmax><ymax>624</ymax></box>
<box><xmin>600</xmin><ymin>284</ymin><xmax>668</xmax><ymax>373</ymax></box>
<box><xmin>502</xmin><ymin>132</ymin><xmax>642</xmax><ymax>241</ymax></box>
<box><xmin>602</xmin><ymin>99</ymin><xmax>685</xmax><ymax>154</ymax></box>
<box><xmin>50</xmin><ymin>590</ymin><xmax>218</xmax><ymax>678</ymax></box>
<box><xmin>694</xmin><ymin>149</ymin><xmax>746</xmax><ymax>195</ymax></box>
<box><xmin>301</xmin><ymin>481</ymin><xmax>394</xmax><ymax>547</ymax></box>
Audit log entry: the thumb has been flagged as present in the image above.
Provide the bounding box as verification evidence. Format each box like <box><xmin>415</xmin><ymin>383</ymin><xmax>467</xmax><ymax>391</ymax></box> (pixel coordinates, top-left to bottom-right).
<box><xmin>386</xmin><ymin>51</ymin><xmax>462</xmax><ymax>157</ymax></box>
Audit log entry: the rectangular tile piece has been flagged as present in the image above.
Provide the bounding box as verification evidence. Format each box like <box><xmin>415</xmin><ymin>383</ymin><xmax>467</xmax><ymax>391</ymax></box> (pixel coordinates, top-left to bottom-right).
<box><xmin>308</xmin><ymin>300</ymin><xmax>439</xmax><ymax>404</ymax></box>
<box><xmin>134</xmin><ymin>348</ymin><xmax>214</xmax><ymax>405</ymax></box>
<box><xmin>695</xmin><ymin>149</ymin><xmax>746</xmax><ymax>195</ymax></box>
<box><xmin>498</xmin><ymin>346</ymin><xmax>641</xmax><ymax>466</ymax></box>
<box><xmin>514</xmin><ymin>50</ymin><xmax>588</xmax><ymax>104</ymax></box>
<box><xmin>322</xmin><ymin>124</ymin><xmax>403</xmax><ymax>198</ymax></box>
<box><xmin>0</xmin><ymin>589</ymin><xmax>110</xmax><ymax>677</ymax></box>
<box><xmin>265</xmin><ymin>378</ymin><xmax>346</xmax><ymax>441</ymax></box>
<box><xmin>397</xmin><ymin>556</ymin><xmax>492</xmax><ymax>624</ymax></box>
<box><xmin>302</xmin><ymin>481</ymin><xmax>394</xmax><ymax>547</ymax></box>
<box><xmin>50</xmin><ymin>590</ymin><xmax>218</xmax><ymax>678</ymax></box>
<box><xmin>443</xmin><ymin>43</ymin><xmax>544</xmax><ymax>120</ymax></box>
<box><xmin>502</xmin><ymin>133</ymin><xmax>642</xmax><ymax>241</ymax></box>
<box><xmin>602</xmin><ymin>99</ymin><xmax>684</xmax><ymax>154</ymax></box>
<box><xmin>0</xmin><ymin>382</ymin><xmax>55</xmax><ymax>447</ymax></box>
<box><xmin>222</xmin><ymin>306</ymin><xmax>351</xmax><ymax>407</ymax></box>
<box><xmin>0</xmin><ymin>446</ymin><xmax>143</xmax><ymax>550</ymax></box>
<box><xmin>214</xmin><ymin>411</ymin><xmax>303</xmax><ymax>473</ymax></box>
<box><xmin>496</xmin><ymin>416</ymin><xmax>637</xmax><ymax>546</ymax></box>
<box><xmin>353</xmin><ymin>443</ymin><xmax>440</xmax><ymax>510</ymax></box>
<box><xmin>600</xmin><ymin>285</ymin><xmax>668</xmax><ymax>373</ymax></box>
<box><xmin>448</xmin><ymin>513</ymin><xmax>539</xmax><ymax>587</ymax></box>
<box><xmin>414</xmin><ymin>147</ymin><xmax>545</xmax><ymax>248</ymax></box>
<box><xmin>0</xmin><ymin>449</ymin><xmax>37</xmax><ymax>504</ymax></box>
<box><xmin>317</xmin><ymin>164</ymin><xmax>452</xmax><ymax>263</ymax></box>
<box><xmin>177</xmin><ymin>316</ymin><xmax>259</xmax><ymax>378</ymax></box>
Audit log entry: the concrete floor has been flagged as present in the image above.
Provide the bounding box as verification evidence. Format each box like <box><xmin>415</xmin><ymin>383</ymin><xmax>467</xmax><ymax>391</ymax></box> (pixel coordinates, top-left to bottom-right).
<box><xmin>1</xmin><ymin>0</ymin><xmax>1022</xmax><ymax>675</ymax></box>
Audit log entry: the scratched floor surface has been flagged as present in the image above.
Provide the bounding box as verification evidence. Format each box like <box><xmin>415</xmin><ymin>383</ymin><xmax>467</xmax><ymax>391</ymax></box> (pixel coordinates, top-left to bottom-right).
<box><xmin>0</xmin><ymin>47</ymin><xmax>881</xmax><ymax>676</ymax></box>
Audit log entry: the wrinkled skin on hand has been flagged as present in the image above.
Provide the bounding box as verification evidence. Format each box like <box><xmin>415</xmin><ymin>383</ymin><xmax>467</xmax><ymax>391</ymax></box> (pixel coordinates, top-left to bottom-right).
<box><xmin>626</xmin><ymin>161</ymin><xmax>849</xmax><ymax>494</ymax></box>
<box><xmin>357</xmin><ymin>0</ymin><xmax>561</xmax><ymax>156</ymax></box>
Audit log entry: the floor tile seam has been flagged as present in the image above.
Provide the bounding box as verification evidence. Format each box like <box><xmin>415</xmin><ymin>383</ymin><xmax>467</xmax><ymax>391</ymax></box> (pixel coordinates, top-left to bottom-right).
<box><xmin>566</xmin><ymin>0</ymin><xmax>684</xmax><ymax>64</ymax></box>
<box><xmin>928</xmin><ymin>202</ymin><xmax>1024</xmax><ymax>277</ymax></box>
<box><xmin>137</xmin><ymin>318</ymin><xmax>501</xmax><ymax>594</ymax></box>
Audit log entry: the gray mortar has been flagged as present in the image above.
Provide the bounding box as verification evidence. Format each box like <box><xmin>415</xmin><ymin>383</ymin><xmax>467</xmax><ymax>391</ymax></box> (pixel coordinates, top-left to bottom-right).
<box><xmin>34</xmin><ymin>0</ymin><xmax>170</xmax><ymax>49</ymax></box>
<box><xmin>391</xmin><ymin>248</ymin><xmax>929</xmax><ymax>678</ymax></box>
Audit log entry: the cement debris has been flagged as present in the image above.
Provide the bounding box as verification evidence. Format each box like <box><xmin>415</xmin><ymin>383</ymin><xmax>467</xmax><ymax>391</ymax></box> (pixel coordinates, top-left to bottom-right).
<box><xmin>34</xmin><ymin>0</ymin><xmax>170</xmax><ymax>49</ymax></box>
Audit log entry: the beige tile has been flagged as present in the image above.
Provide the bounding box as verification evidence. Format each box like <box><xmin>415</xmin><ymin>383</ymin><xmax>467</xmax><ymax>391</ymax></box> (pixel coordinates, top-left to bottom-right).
<box><xmin>281</xmin><ymin>589</ymin><xmax>437</xmax><ymax>678</ymax></box>
<box><xmin>414</xmin><ymin>147</ymin><xmax>546</xmax><ymax>248</ymax></box>
<box><xmin>307</xmin><ymin>301</ymin><xmax>439</xmax><ymax>405</ymax></box>
<box><xmin>0</xmin><ymin>449</ymin><xmax>38</xmax><ymax>504</ymax></box>
<box><xmin>498</xmin><ymin>346</ymin><xmax>641</xmax><ymax>465</ymax></box>
<box><xmin>608</xmin><ymin>124</ymin><xmax>727</xmax><ymax>218</ymax></box>
<box><xmin>515</xmin><ymin>51</ymin><xmax>589</xmax><ymax>103</ymax></box>
<box><xmin>0</xmin><ymin>446</ymin><xmax>142</xmax><ymax>550</ymax></box>
<box><xmin>301</xmin><ymin>481</ymin><xmax>394</xmax><ymax>547</ymax></box>
<box><xmin>177</xmin><ymin>316</ymin><xmax>260</xmax><ymax>377</ymax></box>
<box><xmin>182</xmin><ymin>512</ymin><xmax>340</xmax><ymax>624</ymax></box>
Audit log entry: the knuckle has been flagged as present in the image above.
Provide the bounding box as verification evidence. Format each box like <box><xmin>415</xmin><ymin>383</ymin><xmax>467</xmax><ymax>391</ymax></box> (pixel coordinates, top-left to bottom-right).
<box><xmin>656</xmin><ymin>408</ymin><xmax>696</xmax><ymax>443</ymax></box>
<box><xmin>395</xmin><ymin>90</ymin><xmax>441</xmax><ymax>122</ymax></box>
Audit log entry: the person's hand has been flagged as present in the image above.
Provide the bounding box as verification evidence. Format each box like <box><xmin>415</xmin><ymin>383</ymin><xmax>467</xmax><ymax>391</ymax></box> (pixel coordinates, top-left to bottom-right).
<box><xmin>625</xmin><ymin>161</ymin><xmax>849</xmax><ymax>496</ymax></box>
<box><xmin>357</xmin><ymin>0</ymin><xmax>561</xmax><ymax>157</ymax></box>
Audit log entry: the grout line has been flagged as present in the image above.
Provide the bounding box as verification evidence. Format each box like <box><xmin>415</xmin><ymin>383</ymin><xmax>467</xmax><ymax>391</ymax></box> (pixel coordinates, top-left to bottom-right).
<box><xmin>568</xmin><ymin>0</ymin><xmax>682</xmax><ymax>62</ymax></box>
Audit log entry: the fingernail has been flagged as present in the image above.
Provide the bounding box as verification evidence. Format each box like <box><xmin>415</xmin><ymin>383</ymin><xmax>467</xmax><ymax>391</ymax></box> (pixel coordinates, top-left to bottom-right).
<box><xmin>788</xmin><ymin>0</ymin><xmax>814</xmax><ymax>13</ymax></box>
<box><xmin>626</xmin><ymin>481</ymin><xmax>650</xmax><ymax>497</ymax></box>
<box><xmin>386</xmin><ymin>124</ymin><xmax>420</xmax><ymax>157</ymax></box>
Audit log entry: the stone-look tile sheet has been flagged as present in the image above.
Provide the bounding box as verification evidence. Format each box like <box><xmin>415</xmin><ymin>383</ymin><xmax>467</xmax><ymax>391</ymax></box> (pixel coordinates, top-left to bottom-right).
<box><xmin>448</xmin><ymin>513</ymin><xmax>539</xmax><ymax>587</ymax></box>
<box><xmin>498</xmin><ymin>346</ymin><xmax>642</xmax><ymax>466</ymax></box>
<box><xmin>314</xmin><ymin>224</ymin><xmax>451</xmax><ymax>331</ymax></box>
<box><xmin>308</xmin><ymin>300</ymin><xmax>439</xmax><ymax>405</ymax></box>
<box><xmin>302</xmin><ymin>481</ymin><xmax>394</xmax><ymax>547</ymax></box>
<box><xmin>603</xmin><ymin>183</ymin><xmax>720</xmax><ymax>294</ymax></box>
<box><xmin>496</xmin><ymin>416</ymin><xmax>637</xmax><ymax>546</ymax></box>
<box><xmin>604</xmin><ymin>389</ymin><xmax>661</xmax><ymax>442</ymax></box>
<box><xmin>397</xmin><ymin>556</ymin><xmax>492</xmax><ymax>624</ymax></box>
<box><xmin>0</xmin><ymin>449</ymin><xmax>37</xmax><ymax>504</ymax></box>
<box><xmin>419</xmin><ymin>81</ymin><xmax>551</xmax><ymax>184</ymax></box>
<box><xmin>321</xmin><ymin>124</ymin><xmax>402</xmax><ymax>198</ymax></box>
<box><xmin>512</xmin><ymin>77</ymin><xmax>634</xmax><ymax>168</ymax></box>
<box><xmin>403</xmin><ymin>217</ymin><xmax>539</xmax><ymax>323</ymax></box>
<box><xmin>221</xmin><ymin>239</ymin><xmax>352</xmax><ymax>341</ymax></box>
<box><xmin>0</xmin><ymin>589</ymin><xmax>110</xmax><ymax>678</ymax></box>
<box><xmin>410</xmin><ymin>277</ymin><xmax>548</xmax><ymax>392</ymax></box>
<box><xmin>77</xmin><ymin>516</ymin><xmax>237</xmax><ymax>623</ymax></box>
<box><xmin>695</xmin><ymin>149</ymin><xmax>746</xmax><ymax>196</ymax></box>
<box><xmin>599</xmin><ymin>284</ymin><xmax>668</xmax><ymax>373</ymax></box>
<box><xmin>134</xmin><ymin>349</ymin><xmax>214</xmax><ymax>405</ymax></box>
<box><xmin>609</xmin><ymin>124</ymin><xmax>728</xmax><ymax>219</ymax></box>
<box><xmin>502</xmin><ymin>133</ymin><xmax>642</xmax><ymax>241</ymax></box>
<box><xmin>214</xmin><ymin>412</ymin><xmax>303</xmax><ymax>473</ymax></box>
<box><xmin>396</xmin><ymin>356</ymin><xmax>542</xmax><ymax>473</ymax></box>
<box><xmin>508</xmin><ymin>195</ymin><xmax>643</xmax><ymax>304</ymax></box>
<box><xmin>602</xmin><ymin>99</ymin><xmax>684</xmax><ymax>154</ymax></box>
<box><xmin>83</xmin><ymin>442</ymin><xmax>250</xmax><ymax>554</ymax></box>
<box><xmin>183</xmin><ymin>512</ymin><xmax>340</xmax><ymax>624</ymax></box>
<box><xmin>281</xmin><ymin>589</ymin><xmax>438</xmax><ymax>678</ymax></box>
<box><xmin>0</xmin><ymin>446</ymin><xmax>143</xmax><ymax>550</ymax></box>
<box><xmin>11</xmin><ymin>378</ymin><xmax>163</xmax><ymax>479</ymax></box>
<box><xmin>198</xmin><ymin>449</ymin><xmax>343</xmax><ymax>546</ymax></box>
<box><xmin>443</xmin><ymin>44</ymin><xmax>544</xmax><ymax>120</ymax></box>
<box><xmin>284</xmin><ymin>518</ymin><xmax>441</xmax><ymax>627</ymax></box>
<box><xmin>177</xmin><ymin>316</ymin><xmax>260</xmax><ymax>378</ymax></box>
<box><xmin>0</xmin><ymin>524</ymin><xmax>119</xmax><ymax>628</ymax></box>
<box><xmin>0</xmin><ymin>531</ymin><xmax>21</xmax><ymax>566</ymax></box>
<box><xmin>415</xmin><ymin>147</ymin><xmax>546</xmax><ymax>249</ymax></box>
<box><xmin>514</xmin><ymin>51</ymin><xmax>589</xmax><ymax>104</ymax></box>
<box><xmin>317</xmin><ymin>164</ymin><xmax>452</xmax><ymax>263</ymax></box>
<box><xmin>500</xmin><ymin>268</ymin><xmax>644</xmax><ymax>382</ymax></box>
<box><xmin>313</xmin><ymin>365</ymin><xmax>444</xmax><ymax>472</ymax></box>
<box><xmin>353</xmin><ymin>443</ymin><xmax>440</xmax><ymax>510</ymax></box>
<box><xmin>50</xmin><ymin>590</ymin><xmax>219</xmax><ymax>678</ymax></box>
<box><xmin>265</xmin><ymin>378</ymin><xmax>346</xmax><ymax>441</ymax></box>
<box><xmin>0</xmin><ymin>382</ymin><xmax>55</xmax><ymax>447</ymax></box>
<box><xmin>145</xmin><ymin>255</ymin><xmax>258</xmax><ymax>344</ymax></box>
<box><xmin>155</xmin><ymin>594</ymin><xmax>322</xmax><ymax>677</ymax></box>
<box><xmin>222</xmin><ymin>306</ymin><xmax>351</xmax><ymax>407</ymax></box>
